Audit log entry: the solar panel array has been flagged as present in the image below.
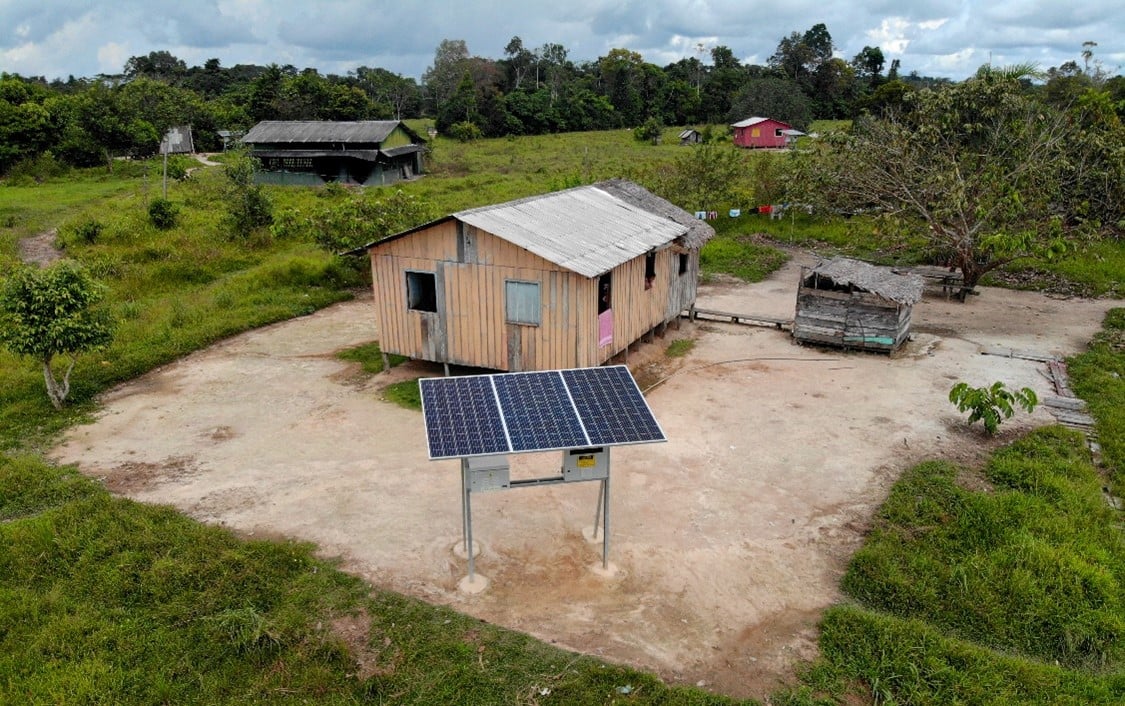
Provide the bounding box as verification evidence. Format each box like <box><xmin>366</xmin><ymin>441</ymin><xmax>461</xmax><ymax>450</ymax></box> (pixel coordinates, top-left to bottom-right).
<box><xmin>420</xmin><ymin>365</ymin><xmax>666</xmax><ymax>460</ymax></box>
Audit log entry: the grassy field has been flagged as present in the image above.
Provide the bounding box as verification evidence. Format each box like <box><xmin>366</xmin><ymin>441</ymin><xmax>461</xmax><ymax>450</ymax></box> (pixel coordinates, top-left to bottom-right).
<box><xmin>2</xmin><ymin>128</ymin><xmax>1124</xmax><ymax>703</ymax></box>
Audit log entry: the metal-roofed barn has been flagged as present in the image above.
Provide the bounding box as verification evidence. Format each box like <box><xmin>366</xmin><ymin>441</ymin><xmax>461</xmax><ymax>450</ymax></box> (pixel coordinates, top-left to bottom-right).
<box><xmin>365</xmin><ymin>179</ymin><xmax>714</xmax><ymax>372</ymax></box>
<box><xmin>241</xmin><ymin>120</ymin><xmax>425</xmax><ymax>186</ymax></box>
<box><xmin>793</xmin><ymin>258</ymin><xmax>924</xmax><ymax>353</ymax></box>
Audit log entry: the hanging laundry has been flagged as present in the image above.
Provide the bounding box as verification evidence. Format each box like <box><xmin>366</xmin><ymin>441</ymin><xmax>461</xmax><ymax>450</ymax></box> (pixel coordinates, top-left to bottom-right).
<box><xmin>695</xmin><ymin>210</ymin><xmax>707</xmax><ymax>220</ymax></box>
<box><xmin>729</xmin><ymin>209</ymin><xmax>741</xmax><ymax>218</ymax></box>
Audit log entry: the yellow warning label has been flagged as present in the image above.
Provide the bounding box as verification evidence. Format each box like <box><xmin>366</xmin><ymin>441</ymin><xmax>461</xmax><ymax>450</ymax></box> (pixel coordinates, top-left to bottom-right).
<box><xmin>577</xmin><ymin>456</ymin><xmax>595</xmax><ymax>468</ymax></box>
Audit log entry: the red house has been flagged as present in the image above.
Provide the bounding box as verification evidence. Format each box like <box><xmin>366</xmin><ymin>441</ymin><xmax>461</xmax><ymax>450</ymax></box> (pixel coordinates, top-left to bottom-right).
<box><xmin>731</xmin><ymin>117</ymin><xmax>801</xmax><ymax>149</ymax></box>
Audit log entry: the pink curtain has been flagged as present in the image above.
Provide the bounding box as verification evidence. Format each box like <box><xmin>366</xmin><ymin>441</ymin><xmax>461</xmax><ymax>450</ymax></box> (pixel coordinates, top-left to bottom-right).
<box><xmin>598</xmin><ymin>309</ymin><xmax>613</xmax><ymax>347</ymax></box>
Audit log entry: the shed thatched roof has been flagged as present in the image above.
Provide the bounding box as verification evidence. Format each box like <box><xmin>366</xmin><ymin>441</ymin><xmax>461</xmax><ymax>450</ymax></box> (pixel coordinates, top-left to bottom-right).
<box><xmin>595</xmin><ymin>178</ymin><xmax>715</xmax><ymax>249</ymax></box>
<box><xmin>806</xmin><ymin>258</ymin><xmax>924</xmax><ymax>305</ymax></box>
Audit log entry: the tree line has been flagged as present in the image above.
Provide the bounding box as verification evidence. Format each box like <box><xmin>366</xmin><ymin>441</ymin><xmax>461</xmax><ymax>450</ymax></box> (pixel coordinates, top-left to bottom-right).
<box><xmin>2</xmin><ymin>24</ymin><xmax>1123</xmax><ymax>176</ymax></box>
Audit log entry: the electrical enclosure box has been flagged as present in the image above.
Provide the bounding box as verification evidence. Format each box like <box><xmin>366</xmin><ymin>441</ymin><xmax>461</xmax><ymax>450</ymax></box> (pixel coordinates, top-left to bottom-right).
<box><xmin>562</xmin><ymin>447</ymin><xmax>608</xmax><ymax>482</ymax></box>
<box><xmin>465</xmin><ymin>455</ymin><xmax>510</xmax><ymax>492</ymax></box>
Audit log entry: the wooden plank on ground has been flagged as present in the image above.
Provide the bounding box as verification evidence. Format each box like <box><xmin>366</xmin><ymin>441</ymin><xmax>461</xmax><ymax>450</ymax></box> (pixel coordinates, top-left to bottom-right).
<box><xmin>1042</xmin><ymin>395</ymin><xmax>1088</xmax><ymax>411</ymax></box>
<box><xmin>1049</xmin><ymin>408</ymin><xmax>1096</xmax><ymax>427</ymax></box>
<box><xmin>980</xmin><ymin>346</ymin><xmax>1060</xmax><ymax>363</ymax></box>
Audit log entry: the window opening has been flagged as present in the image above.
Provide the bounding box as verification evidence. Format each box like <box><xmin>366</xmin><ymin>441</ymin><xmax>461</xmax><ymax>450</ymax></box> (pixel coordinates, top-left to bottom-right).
<box><xmin>598</xmin><ymin>273</ymin><xmax>612</xmax><ymax>313</ymax></box>
<box><xmin>406</xmin><ymin>271</ymin><xmax>437</xmax><ymax>312</ymax></box>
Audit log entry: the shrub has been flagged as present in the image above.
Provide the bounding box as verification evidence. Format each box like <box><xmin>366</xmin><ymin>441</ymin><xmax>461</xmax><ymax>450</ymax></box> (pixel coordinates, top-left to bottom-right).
<box><xmin>447</xmin><ymin>121</ymin><xmax>482</xmax><ymax>143</ymax></box>
<box><xmin>71</xmin><ymin>218</ymin><xmax>104</xmax><ymax>244</ymax></box>
<box><xmin>147</xmin><ymin>198</ymin><xmax>178</xmax><ymax>230</ymax></box>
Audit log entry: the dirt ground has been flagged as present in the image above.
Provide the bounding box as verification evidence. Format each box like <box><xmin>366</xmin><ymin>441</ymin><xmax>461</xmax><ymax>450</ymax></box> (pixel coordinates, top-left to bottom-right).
<box><xmin>50</xmin><ymin>249</ymin><xmax>1117</xmax><ymax>700</ymax></box>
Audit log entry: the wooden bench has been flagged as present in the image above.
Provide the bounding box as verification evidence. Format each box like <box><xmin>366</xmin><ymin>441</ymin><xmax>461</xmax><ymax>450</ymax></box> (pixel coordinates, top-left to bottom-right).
<box><xmin>684</xmin><ymin>307</ymin><xmax>792</xmax><ymax>330</ymax></box>
<box><xmin>891</xmin><ymin>266</ymin><xmax>969</xmax><ymax>299</ymax></box>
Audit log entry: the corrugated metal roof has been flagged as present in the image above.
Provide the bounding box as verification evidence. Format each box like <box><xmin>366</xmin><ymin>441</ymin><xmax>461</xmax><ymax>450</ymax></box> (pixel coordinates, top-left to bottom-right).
<box><xmin>242</xmin><ymin>120</ymin><xmax>410</xmax><ymax>144</ymax></box>
<box><xmin>731</xmin><ymin>116</ymin><xmax>770</xmax><ymax>128</ymax></box>
<box><xmin>251</xmin><ymin>149</ymin><xmax>382</xmax><ymax>162</ymax></box>
<box><xmin>454</xmin><ymin>184</ymin><xmax>689</xmax><ymax>278</ymax></box>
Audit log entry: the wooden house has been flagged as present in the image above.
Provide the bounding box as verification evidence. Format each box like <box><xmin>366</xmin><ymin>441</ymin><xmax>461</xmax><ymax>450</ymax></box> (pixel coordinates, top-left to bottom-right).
<box><xmin>364</xmin><ymin>179</ymin><xmax>715</xmax><ymax>372</ymax></box>
<box><xmin>730</xmin><ymin>117</ymin><xmax>801</xmax><ymax>149</ymax></box>
<box><xmin>241</xmin><ymin>120</ymin><xmax>425</xmax><ymax>186</ymax></box>
<box><xmin>793</xmin><ymin>258</ymin><xmax>924</xmax><ymax>353</ymax></box>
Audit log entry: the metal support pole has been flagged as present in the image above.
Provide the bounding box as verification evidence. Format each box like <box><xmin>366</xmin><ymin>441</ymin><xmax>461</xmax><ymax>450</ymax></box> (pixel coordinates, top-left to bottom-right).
<box><xmin>593</xmin><ymin>480</ymin><xmax>604</xmax><ymax>538</ymax></box>
<box><xmin>601</xmin><ymin>475</ymin><xmax>611</xmax><ymax>570</ymax></box>
<box><xmin>460</xmin><ymin>459</ymin><xmax>469</xmax><ymax>554</ymax></box>
<box><xmin>463</xmin><ymin>463</ymin><xmax>476</xmax><ymax>581</ymax></box>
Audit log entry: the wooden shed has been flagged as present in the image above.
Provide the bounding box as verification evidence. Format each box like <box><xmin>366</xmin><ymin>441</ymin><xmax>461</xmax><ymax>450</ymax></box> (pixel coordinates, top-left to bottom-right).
<box><xmin>793</xmin><ymin>258</ymin><xmax>924</xmax><ymax>353</ymax></box>
<box><xmin>241</xmin><ymin>120</ymin><xmax>425</xmax><ymax>187</ymax></box>
<box><xmin>364</xmin><ymin>179</ymin><xmax>715</xmax><ymax>372</ymax></box>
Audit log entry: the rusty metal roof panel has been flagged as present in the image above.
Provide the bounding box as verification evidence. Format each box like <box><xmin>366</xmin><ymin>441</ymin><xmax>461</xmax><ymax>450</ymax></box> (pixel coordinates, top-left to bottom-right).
<box><xmin>454</xmin><ymin>185</ymin><xmax>688</xmax><ymax>278</ymax></box>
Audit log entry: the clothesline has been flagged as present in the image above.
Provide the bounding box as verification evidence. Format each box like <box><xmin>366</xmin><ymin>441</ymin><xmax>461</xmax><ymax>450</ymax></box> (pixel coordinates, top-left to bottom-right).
<box><xmin>693</xmin><ymin>204</ymin><xmax>787</xmax><ymax>220</ymax></box>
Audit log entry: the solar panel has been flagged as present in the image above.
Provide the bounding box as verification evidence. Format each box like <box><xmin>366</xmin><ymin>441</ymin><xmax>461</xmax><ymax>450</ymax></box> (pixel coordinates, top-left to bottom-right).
<box><xmin>419</xmin><ymin>365</ymin><xmax>666</xmax><ymax>459</ymax></box>
<box><xmin>493</xmin><ymin>372</ymin><xmax>588</xmax><ymax>452</ymax></box>
<box><xmin>561</xmin><ymin>366</ymin><xmax>666</xmax><ymax>446</ymax></box>
<box><xmin>420</xmin><ymin>376</ymin><xmax>509</xmax><ymax>459</ymax></box>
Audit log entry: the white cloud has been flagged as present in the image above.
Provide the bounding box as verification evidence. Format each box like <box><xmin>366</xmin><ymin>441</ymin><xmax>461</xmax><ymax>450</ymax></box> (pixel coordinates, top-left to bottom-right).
<box><xmin>0</xmin><ymin>0</ymin><xmax>1120</xmax><ymax>81</ymax></box>
<box><xmin>97</xmin><ymin>42</ymin><xmax>129</xmax><ymax>74</ymax></box>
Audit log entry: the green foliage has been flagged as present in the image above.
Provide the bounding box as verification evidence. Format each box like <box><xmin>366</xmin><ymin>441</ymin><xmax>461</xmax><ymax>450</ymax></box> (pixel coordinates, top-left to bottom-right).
<box><xmin>700</xmin><ymin>233</ymin><xmax>790</xmax><ymax>282</ymax></box>
<box><xmin>0</xmin><ymin>456</ymin><xmax>738</xmax><ymax>705</ymax></box>
<box><xmin>274</xmin><ymin>189</ymin><xmax>433</xmax><ymax>254</ymax></box>
<box><xmin>0</xmin><ymin>262</ymin><xmax>115</xmax><ymax>409</ymax></box>
<box><xmin>633</xmin><ymin>117</ymin><xmax>664</xmax><ymax>144</ymax></box>
<box><xmin>812</xmin><ymin>605</ymin><xmax>1123</xmax><ymax>705</ymax></box>
<box><xmin>446</xmin><ymin>121</ymin><xmax>482</xmax><ymax>142</ymax></box>
<box><xmin>68</xmin><ymin>218</ymin><xmax>104</xmax><ymax>244</ymax></box>
<box><xmin>335</xmin><ymin>341</ymin><xmax>406</xmax><ymax>374</ymax></box>
<box><xmin>4</xmin><ymin>151</ymin><xmax>69</xmax><ymax>184</ymax></box>
<box><xmin>222</xmin><ymin>150</ymin><xmax>273</xmax><ymax>238</ymax></box>
<box><xmin>843</xmin><ymin>429</ymin><xmax>1125</xmax><ymax>670</ymax></box>
<box><xmin>383</xmin><ymin>378</ymin><xmax>422</xmax><ymax>409</ymax></box>
<box><xmin>949</xmin><ymin>380</ymin><xmax>1038</xmax><ymax>434</ymax></box>
<box><xmin>1067</xmin><ymin>308</ymin><xmax>1125</xmax><ymax>495</ymax></box>
<box><xmin>665</xmin><ymin>339</ymin><xmax>695</xmax><ymax>357</ymax></box>
<box><xmin>788</xmin><ymin>75</ymin><xmax>1116</xmax><ymax>292</ymax></box>
<box><xmin>642</xmin><ymin>142</ymin><xmax>749</xmax><ymax>211</ymax></box>
<box><xmin>147</xmin><ymin>197</ymin><xmax>178</xmax><ymax>230</ymax></box>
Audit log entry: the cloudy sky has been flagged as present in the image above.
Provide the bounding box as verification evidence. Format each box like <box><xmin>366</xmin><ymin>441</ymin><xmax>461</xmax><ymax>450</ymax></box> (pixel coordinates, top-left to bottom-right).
<box><xmin>2</xmin><ymin>0</ymin><xmax>1122</xmax><ymax>83</ymax></box>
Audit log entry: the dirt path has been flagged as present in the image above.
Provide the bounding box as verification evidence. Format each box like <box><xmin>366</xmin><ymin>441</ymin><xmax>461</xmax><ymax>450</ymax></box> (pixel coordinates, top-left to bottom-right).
<box><xmin>17</xmin><ymin>228</ymin><xmax>63</xmax><ymax>267</ymax></box>
<box><xmin>50</xmin><ymin>254</ymin><xmax>1118</xmax><ymax>700</ymax></box>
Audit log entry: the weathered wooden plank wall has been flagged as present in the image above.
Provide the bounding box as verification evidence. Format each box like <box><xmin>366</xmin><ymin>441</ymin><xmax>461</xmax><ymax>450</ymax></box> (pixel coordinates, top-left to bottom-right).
<box><xmin>370</xmin><ymin>224</ymin><xmax>702</xmax><ymax>371</ymax></box>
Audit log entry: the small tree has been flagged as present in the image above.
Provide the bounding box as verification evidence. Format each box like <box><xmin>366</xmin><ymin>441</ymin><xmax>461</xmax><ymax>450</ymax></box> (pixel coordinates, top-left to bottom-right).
<box><xmin>148</xmin><ymin>197</ymin><xmax>178</xmax><ymax>229</ymax></box>
<box><xmin>0</xmin><ymin>262</ymin><xmax>115</xmax><ymax>409</ymax></box>
<box><xmin>633</xmin><ymin>117</ymin><xmax>663</xmax><ymax>144</ymax></box>
<box><xmin>949</xmin><ymin>381</ymin><xmax>1038</xmax><ymax>435</ymax></box>
<box><xmin>223</xmin><ymin>150</ymin><xmax>273</xmax><ymax>238</ymax></box>
<box><xmin>788</xmin><ymin>71</ymin><xmax>1075</xmax><ymax>296</ymax></box>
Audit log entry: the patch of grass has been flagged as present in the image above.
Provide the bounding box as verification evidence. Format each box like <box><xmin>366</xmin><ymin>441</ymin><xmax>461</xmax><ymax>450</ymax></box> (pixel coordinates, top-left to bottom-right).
<box><xmin>1068</xmin><ymin>307</ymin><xmax>1125</xmax><ymax>495</ymax></box>
<box><xmin>0</xmin><ymin>456</ymin><xmax>743</xmax><ymax>705</ymax></box>
<box><xmin>665</xmin><ymin>339</ymin><xmax>695</xmax><ymax>357</ymax></box>
<box><xmin>805</xmin><ymin>605</ymin><xmax>1124</xmax><ymax>705</ymax></box>
<box><xmin>382</xmin><ymin>378</ymin><xmax>422</xmax><ymax>410</ymax></box>
<box><xmin>700</xmin><ymin>232</ymin><xmax>789</xmax><ymax>282</ymax></box>
<box><xmin>335</xmin><ymin>341</ymin><xmax>406</xmax><ymax>374</ymax></box>
<box><xmin>843</xmin><ymin>428</ymin><xmax>1124</xmax><ymax>670</ymax></box>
